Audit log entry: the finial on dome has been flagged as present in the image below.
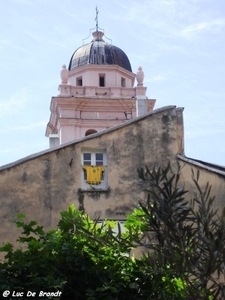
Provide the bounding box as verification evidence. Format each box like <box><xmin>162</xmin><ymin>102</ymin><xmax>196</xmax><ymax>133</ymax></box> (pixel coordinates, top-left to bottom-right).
<box><xmin>92</xmin><ymin>8</ymin><xmax>104</xmax><ymax>41</ymax></box>
<box><xmin>60</xmin><ymin>64</ymin><xmax>68</xmax><ymax>84</ymax></box>
<box><xmin>95</xmin><ymin>6</ymin><xmax>99</xmax><ymax>32</ymax></box>
<box><xmin>136</xmin><ymin>66</ymin><xmax>144</xmax><ymax>86</ymax></box>
<box><xmin>92</xmin><ymin>30</ymin><xmax>104</xmax><ymax>41</ymax></box>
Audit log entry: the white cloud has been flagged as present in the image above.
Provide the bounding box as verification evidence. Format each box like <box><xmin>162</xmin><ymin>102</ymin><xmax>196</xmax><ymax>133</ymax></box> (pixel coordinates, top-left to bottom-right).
<box><xmin>185</xmin><ymin>125</ymin><xmax>225</xmax><ymax>139</ymax></box>
<box><xmin>13</xmin><ymin>0</ymin><xmax>44</xmax><ymax>5</ymax></box>
<box><xmin>185</xmin><ymin>101</ymin><xmax>225</xmax><ymax>140</ymax></box>
<box><xmin>0</xmin><ymin>38</ymin><xmax>29</xmax><ymax>54</ymax></box>
<box><xmin>147</xmin><ymin>76</ymin><xmax>164</xmax><ymax>82</ymax></box>
<box><xmin>180</xmin><ymin>18</ymin><xmax>225</xmax><ymax>39</ymax></box>
<box><xmin>13</xmin><ymin>0</ymin><xmax>33</xmax><ymax>5</ymax></box>
<box><xmin>0</xmin><ymin>121</ymin><xmax>46</xmax><ymax>133</ymax></box>
<box><xmin>0</xmin><ymin>88</ymin><xmax>30</xmax><ymax>116</ymax></box>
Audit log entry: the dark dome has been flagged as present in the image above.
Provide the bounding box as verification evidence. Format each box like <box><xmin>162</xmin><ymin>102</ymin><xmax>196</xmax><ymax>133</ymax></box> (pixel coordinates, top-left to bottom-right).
<box><xmin>68</xmin><ymin>31</ymin><xmax>132</xmax><ymax>72</ymax></box>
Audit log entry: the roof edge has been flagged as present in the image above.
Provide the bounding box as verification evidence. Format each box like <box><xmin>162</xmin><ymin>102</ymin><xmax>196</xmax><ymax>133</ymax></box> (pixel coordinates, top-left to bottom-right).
<box><xmin>177</xmin><ymin>154</ymin><xmax>225</xmax><ymax>177</ymax></box>
<box><xmin>68</xmin><ymin>62</ymin><xmax>136</xmax><ymax>77</ymax></box>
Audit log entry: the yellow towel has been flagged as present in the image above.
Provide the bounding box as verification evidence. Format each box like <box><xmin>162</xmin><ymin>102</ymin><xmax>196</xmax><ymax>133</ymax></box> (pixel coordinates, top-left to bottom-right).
<box><xmin>83</xmin><ymin>165</ymin><xmax>104</xmax><ymax>184</ymax></box>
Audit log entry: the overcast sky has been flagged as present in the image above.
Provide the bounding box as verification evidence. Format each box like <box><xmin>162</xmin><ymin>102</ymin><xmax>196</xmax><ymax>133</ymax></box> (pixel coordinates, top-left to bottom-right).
<box><xmin>0</xmin><ymin>0</ymin><xmax>225</xmax><ymax>167</ymax></box>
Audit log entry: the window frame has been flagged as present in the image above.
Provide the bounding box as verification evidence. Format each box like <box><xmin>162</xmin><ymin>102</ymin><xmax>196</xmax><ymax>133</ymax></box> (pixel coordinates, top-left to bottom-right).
<box><xmin>81</xmin><ymin>148</ymin><xmax>108</xmax><ymax>191</ymax></box>
<box><xmin>97</xmin><ymin>221</ymin><xmax>127</xmax><ymax>235</ymax></box>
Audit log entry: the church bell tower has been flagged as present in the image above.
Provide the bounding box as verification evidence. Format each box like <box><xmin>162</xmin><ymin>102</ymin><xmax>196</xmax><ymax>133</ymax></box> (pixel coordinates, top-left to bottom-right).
<box><xmin>45</xmin><ymin>15</ymin><xmax>155</xmax><ymax>147</ymax></box>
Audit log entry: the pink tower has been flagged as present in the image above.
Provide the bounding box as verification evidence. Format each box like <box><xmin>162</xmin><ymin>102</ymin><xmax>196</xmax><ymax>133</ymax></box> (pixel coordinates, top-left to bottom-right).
<box><xmin>46</xmin><ymin>26</ymin><xmax>155</xmax><ymax>147</ymax></box>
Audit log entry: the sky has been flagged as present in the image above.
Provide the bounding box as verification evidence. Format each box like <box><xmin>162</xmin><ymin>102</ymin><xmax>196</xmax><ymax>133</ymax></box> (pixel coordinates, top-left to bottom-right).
<box><xmin>0</xmin><ymin>0</ymin><xmax>225</xmax><ymax>167</ymax></box>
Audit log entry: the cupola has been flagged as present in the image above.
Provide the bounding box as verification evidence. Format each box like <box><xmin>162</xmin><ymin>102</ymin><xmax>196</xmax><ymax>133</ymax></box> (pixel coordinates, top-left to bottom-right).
<box><xmin>68</xmin><ymin>30</ymin><xmax>132</xmax><ymax>72</ymax></box>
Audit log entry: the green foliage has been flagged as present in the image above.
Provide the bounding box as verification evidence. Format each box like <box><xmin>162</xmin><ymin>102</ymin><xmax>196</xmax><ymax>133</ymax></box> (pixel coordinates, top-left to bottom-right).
<box><xmin>0</xmin><ymin>163</ymin><xmax>224</xmax><ymax>299</ymax></box>
<box><xmin>0</xmin><ymin>204</ymin><xmax>181</xmax><ymax>299</ymax></box>
<box><xmin>136</xmin><ymin>163</ymin><xmax>225</xmax><ymax>300</ymax></box>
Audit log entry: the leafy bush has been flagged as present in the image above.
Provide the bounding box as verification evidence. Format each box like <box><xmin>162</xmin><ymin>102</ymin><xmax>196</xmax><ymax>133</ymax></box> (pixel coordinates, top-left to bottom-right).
<box><xmin>135</xmin><ymin>163</ymin><xmax>225</xmax><ymax>299</ymax></box>
<box><xmin>0</xmin><ymin>164</ymin><xmax>224</xmax><ymax>299</ymax></box>
<box><xmin>0</xmin><ymin>205</ymin><xmax>183</xmax><ymax>299</ymax></box>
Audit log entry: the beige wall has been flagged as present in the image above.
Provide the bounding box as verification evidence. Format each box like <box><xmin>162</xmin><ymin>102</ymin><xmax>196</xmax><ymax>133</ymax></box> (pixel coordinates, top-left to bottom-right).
<box><xmin>1</xmin><ymin>106</ymin><xmax>224</xmax><ymax>245</ymax></box>
<box><xmin>178</xmin><ymin>158</ymin><xmax>225</xmax><ymax>211</ymax></box>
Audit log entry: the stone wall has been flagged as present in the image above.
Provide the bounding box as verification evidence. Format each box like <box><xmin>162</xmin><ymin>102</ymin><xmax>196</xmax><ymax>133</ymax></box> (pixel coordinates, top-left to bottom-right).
<box><xmin>0</xmin><ymin>106</ymin><xmax>208</xmax><ymax>245</ymax></box>
<box><xmin>178</xmin><ymin>156</ymin><xmax>225</xmax><ymax>211</ymax></box>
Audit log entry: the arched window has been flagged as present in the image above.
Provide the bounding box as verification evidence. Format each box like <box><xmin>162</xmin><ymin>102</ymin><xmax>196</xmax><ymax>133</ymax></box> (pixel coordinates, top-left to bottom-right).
<box><xmin>85</xmin><ymin>129</ymin><xmax>97</xmax><ymax>136</ymax></box>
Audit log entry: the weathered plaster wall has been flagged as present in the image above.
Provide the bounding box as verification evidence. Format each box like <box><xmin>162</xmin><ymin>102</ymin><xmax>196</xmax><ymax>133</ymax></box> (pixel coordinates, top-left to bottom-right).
<box><xmin>0</xmin><ymin>106</ymin><xmax>182</xmax><ymax>244</ymax></box>
<box><xmin>178</xmin><ymin>158</ymin><xmax>225</xmax><ymax>211</ymax></box>
<box><xmin>1</xmin><ymin>105</ymin><xmax>225</xmax><ymax>246</ymax></box>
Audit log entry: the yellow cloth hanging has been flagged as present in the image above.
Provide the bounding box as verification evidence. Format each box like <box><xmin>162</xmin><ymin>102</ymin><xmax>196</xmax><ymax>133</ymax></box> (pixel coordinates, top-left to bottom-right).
<box><xmin>83</xmin><ymin>165</ymin><xmax>104</xmax><ymax>184</ymax></box>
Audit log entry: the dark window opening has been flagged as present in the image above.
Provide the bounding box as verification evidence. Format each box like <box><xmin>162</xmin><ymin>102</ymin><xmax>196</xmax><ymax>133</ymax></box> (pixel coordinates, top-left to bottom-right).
<box><xmin>76</xmin><ymin>77</ymin><xmax>83</xmax><ymax>86</ymax></box>
<box><xmin>83</xmin><ymin>153</ymin><xmax>91</xmax><ymax>180</ymax></box>
<box><xmin>83</xmin><ymin>153</ymin><xmax>91</xmax><ymax>165</ymax></box>
<box><xmin>99</xmin><ymin>75</ymin><xmax>105</xmax><ymax>87</ymax></box>
<box><xmin>96</xmin><ymin>153</ymin><xmax>103</xmax><ymax>165</ymax></box>
<box><xmin>85</xmin><ymin>129</ymin><xmax>97</xmax><ymax>136</ymax></box>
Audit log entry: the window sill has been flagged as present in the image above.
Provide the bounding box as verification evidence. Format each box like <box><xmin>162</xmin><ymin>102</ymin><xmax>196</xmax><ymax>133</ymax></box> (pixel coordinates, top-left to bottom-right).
<box><xmin>80</xmin><ymin>188</ymin><xmax>110</xmax><ymax>193</ymax></box>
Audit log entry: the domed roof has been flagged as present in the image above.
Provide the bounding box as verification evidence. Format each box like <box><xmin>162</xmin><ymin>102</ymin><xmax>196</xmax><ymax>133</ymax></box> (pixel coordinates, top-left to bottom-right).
<box><xmin>68</xmin><ymin>31</ymin><xmax>132</xmax><ymax>72</ymax></box>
